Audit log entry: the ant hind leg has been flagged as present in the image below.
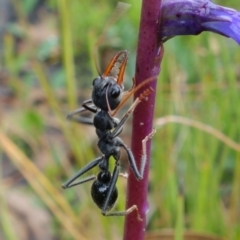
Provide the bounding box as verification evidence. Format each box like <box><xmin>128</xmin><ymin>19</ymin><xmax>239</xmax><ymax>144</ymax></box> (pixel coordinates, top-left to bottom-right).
<box><xmin>100</xmin><ymin>163</ymin><xmax>142</xmax><ymax>221</ymax></box>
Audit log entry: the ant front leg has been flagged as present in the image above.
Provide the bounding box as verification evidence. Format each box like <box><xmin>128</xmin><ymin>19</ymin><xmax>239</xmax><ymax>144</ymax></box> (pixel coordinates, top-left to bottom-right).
<box><xmin>121</xmin><ymin>129</ymin><xmax>156</xmax><ymax>181</ymax></box>
<box><xmin>110</xmin><ymin>87</ymin><xmax>153</xmax><ymax>138</ymax></box>
<box><xmin>66</xmin><ymin>99</ymin><xmax>96</xmax><ymax>125</ymax></box>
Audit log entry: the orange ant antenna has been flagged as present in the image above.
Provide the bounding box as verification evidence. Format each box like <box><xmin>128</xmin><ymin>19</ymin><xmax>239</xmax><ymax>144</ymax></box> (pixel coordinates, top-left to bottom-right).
<box><xmin>116</xmin><ymin>51</ymin><xmax>128</xmax><ymax>86</ymax></box>
<box><xmin>104</xmin><ymin>51</ymin><xmax>128</xmax><ymax>114</ymax></box>
<box><xmin>93</xmin><ymin>2</ymin><xmax>131</xmax><ymax>75</ymax></box>
<box><xmin>103</xmin><ymin>51</ymin><xmax>128</xmax><ymax>78</ymax></box>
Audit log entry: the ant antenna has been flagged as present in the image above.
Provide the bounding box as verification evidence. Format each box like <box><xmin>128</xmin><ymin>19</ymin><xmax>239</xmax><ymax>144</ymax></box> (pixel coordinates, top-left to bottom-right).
<box><xmin>103</xmin><ymin>50</ymin><xmax>128</xmax><ymax>82</ymax></box>
<box><xmin>93</xmin><ymin>2</ymin><xmax>131</xmax><ymax>75</ymax></box>
<box><xmin>105</xmin><ymin>84</ymin><xmax>112</xmax><ymax>113</ymax></box>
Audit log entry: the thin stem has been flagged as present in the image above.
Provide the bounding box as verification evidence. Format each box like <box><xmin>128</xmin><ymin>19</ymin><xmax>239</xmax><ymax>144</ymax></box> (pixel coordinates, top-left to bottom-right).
<box><xmin>123</xmin><ymin>0</ymin><xmax>163</xmax><ymax>239</ymax></box>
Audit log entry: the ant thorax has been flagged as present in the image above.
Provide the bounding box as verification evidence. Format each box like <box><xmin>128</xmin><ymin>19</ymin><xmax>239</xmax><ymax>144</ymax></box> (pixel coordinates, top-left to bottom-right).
<box><xmin>92</xmin><ymin>76</ymin><xmax>123</xmax><ymax>111</ymax></box>
<box><xmin>94</xmin><ymin>110</ymin><xmax>116</xmax><ymax>139</ymax></box>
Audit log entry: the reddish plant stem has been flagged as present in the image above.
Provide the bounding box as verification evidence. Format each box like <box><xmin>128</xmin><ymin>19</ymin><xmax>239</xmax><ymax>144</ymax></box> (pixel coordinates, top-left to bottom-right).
<box><xmin>123</xmin><ymin>0</ymin><xmax>163</xmax><ymax>240</ymax></box>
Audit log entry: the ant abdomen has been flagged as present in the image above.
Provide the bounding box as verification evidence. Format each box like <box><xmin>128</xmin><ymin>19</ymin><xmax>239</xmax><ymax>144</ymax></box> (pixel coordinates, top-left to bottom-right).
<box><xmin>91</xmin><ymin>171</ymin><xmax>118</xmax><ymax>211</ymax></box>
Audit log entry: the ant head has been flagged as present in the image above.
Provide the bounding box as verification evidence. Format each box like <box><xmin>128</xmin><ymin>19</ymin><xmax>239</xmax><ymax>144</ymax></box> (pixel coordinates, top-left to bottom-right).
<box><xmin>91</xmin><ymin>51</ymin><xmax>128</xmax><ymax>112</ymax></box>
<box><xmin>92</xmin><ymin>76</ymin><xmax>123</xmax><ymax>111</ymax></box>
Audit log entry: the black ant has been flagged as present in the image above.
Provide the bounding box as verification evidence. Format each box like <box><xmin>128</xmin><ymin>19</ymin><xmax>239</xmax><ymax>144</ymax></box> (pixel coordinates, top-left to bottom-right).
<box><xmin>62</xmin><ymin>50</ymin><xmax>155</xmax><ymax>219</ymax></box>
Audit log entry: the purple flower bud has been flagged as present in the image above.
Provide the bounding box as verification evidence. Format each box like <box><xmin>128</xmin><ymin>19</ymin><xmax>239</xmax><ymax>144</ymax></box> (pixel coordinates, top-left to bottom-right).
<box><xmin>160</xmin><ymin>0</ymin><xmax>240</xmax><ymax>44</ymax></box>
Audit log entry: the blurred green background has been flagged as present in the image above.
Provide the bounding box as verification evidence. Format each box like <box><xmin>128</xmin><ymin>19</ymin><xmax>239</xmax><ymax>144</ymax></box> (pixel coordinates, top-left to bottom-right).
<box><xmin>0</xmin><ymin>0</ymin><xmax>239</xmax><ymax>239</ymax></box>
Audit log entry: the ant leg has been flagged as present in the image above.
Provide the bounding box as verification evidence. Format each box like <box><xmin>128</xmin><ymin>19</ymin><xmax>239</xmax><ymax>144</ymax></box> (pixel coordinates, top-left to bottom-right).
<box><xmin>121</xmin><ymin>129</ymin><xmax>156</xmax><ymax>180</ymax></box>
<box><xmin>66</xmin><ymin>99</ymin><xmax>96</xmax><ymax>124</ymax></box>
<box><xmin>101</xmin><ymin>163</ymin><xmax>120</xmax><ymax>215</ymax></box>
<box><xmin>82</xmin><ymin>99</ymin><xmax>97</xmax><ymax>113</ymax></box>
<box><xmin>64</xmin><ymin>175</ymin><xmax>96</xmax><ymax>189</ymax></box>
<box><xmin>101</xmin><ymin>163</ymin><xmax>142</xmax><ymax>221</ymax></box>
<box><xmin>119</xmin><ymin>172</ymin><xmax>128</xmax><ymax>179</ymax></box>
<box><xmin>139</xmin><ymin>129</ymin><xmax>156</xmax><ymax>177</ymax></box>
<box><xmin>104</xmin><ymin>204</ymin><xmax>142</xmax><ymax>221</ymax></box>
<box><xmin>66</xmin><ymin>107</ymin><xmax>93</xmax><ymax>124</ymax></box>
<box><xmin>62</xmin><ymin>156</ymin><xmax>103</xmax><ymax>188</ymax></box>
<box><xmin>110</xmin><ymin>97</ymin><xmax>141</xmax><ymax>138</ymax></box>
<box><xmin>121</xmin><ymin>143</ymin><xmax>142</xmax><ymax>180</ymax></box>
<box><xmin>111</xmin><ymin>88</ymin><xmax>153</xmax><ymax>138</ymax></box>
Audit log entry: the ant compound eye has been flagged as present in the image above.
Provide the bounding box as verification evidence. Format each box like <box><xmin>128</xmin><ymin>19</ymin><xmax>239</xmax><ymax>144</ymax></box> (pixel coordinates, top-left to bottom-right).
<box><xmin>111</xmin><ymin>87</ymin><xmax>121</xmax><ymax>98</ymax></box>
<box><xmin>92</xmin><ymin>78</ymin><xmax>97</xmax><ymax>86</ymax></box>
<box><xmin>92</xmin><ymin>77</ymin><xmax>100</xmax><ymax>86</ymax></box>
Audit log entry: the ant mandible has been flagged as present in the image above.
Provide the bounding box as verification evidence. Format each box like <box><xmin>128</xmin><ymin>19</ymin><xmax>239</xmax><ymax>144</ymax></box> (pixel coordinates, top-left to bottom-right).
<box><xmin>62</xmin><ymin>51</ymin><xmax>155</xmax><ymax>219</ymax></box>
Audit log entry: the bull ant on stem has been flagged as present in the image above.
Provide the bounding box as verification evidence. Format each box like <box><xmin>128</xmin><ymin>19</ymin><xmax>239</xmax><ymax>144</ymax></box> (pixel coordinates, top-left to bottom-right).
<box><xmin>62</xmin><ymin>50</ymin><xmax>156</xmax><ymax>219</ymax></box>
